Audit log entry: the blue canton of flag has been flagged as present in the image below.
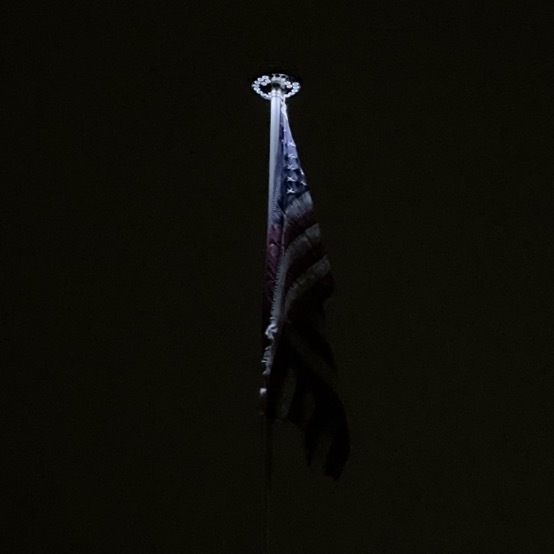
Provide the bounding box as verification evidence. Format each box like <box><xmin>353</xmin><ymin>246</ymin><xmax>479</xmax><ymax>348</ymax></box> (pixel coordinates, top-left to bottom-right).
<box><xmin>261</xmin><ymin>100</ymin><xmax>349</xmax><ymax>479</ymax></box>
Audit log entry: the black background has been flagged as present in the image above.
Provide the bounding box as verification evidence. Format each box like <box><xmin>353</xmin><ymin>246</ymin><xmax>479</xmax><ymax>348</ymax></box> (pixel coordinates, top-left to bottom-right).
<box><xmin>4</xmin><ymin>3</ymin><xmax>553</xmax><ymax>552</ymax></box>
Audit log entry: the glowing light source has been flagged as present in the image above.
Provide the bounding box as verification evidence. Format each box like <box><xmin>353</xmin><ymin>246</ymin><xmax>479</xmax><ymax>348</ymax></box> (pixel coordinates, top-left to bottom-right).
<box><xmin>252</xmin><ymin>73</ymin><xmax>301</xmax><ymax>100</ymax></box>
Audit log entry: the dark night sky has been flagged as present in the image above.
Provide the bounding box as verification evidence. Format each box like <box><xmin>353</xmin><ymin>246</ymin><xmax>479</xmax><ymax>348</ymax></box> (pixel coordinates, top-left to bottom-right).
<box><xmin>4</xmin><ymin>3</ymin><xmax>553</xmax><ymax>553</ymax></box>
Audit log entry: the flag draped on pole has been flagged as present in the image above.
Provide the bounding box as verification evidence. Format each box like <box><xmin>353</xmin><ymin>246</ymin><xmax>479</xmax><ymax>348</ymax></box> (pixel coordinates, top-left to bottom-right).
<box><xmin>261</xmin><ymin>99</ymin><xmax>349</xmax><ymax>479</ymax></box>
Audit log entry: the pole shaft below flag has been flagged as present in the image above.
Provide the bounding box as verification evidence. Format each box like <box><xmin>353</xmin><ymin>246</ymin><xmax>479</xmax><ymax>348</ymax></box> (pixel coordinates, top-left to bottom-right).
<box><xmin>262</xmin><ymin>417</ymin><xmax>273</xmax><ymax>554</ymax></box>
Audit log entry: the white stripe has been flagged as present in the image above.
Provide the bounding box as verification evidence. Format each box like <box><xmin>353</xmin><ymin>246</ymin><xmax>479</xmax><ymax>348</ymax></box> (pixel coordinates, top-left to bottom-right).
<box><xmin>283</xmin><ymin>193</ymin><xmax>313</xmax><ymax>231</ymax></box>
<box><xmin>283</xmin><ymin>223</ymin><xmax>321</xmax><ymax>274</ymax></box>
<box><xmin>284</xmin><ymin>255</ymin><xmax>331</xmax><ymax>317</ymax></box>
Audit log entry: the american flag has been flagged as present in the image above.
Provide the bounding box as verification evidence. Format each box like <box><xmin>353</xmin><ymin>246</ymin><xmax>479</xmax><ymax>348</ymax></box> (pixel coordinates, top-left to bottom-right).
<box><xmin>261</xmin><ymin>99</ymin><xmax>349</xmax><ymax>479</ymax></box>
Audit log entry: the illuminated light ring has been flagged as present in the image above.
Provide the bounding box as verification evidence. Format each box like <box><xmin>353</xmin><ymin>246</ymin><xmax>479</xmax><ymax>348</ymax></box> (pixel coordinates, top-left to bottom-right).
<box><xmin>252</xmin><ymin>74</ymin><xmax>301</xmax><ymax>100</ymax></box>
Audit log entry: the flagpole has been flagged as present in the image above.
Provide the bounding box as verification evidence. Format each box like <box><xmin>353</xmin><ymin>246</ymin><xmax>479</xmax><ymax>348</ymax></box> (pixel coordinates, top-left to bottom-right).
<box><xmin>267</xmin><ymin>83</ymin><xmax>282</xmax><ymax>226</ymax></box>
<box><xmin>252</xmin><ymin>73</ymin><xmax>301</xmax><ymax>554</ymax></box>
<box><xmin>263</xmin><ymin>76</ymin><xmax>279</xmax><ymax>554</ymax></box>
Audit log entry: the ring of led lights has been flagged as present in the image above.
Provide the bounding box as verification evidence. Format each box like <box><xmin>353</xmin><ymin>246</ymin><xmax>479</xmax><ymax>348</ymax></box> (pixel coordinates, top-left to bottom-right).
<box><xmin>252</xmin><ymin>74</ymin><xmax>301</xmax><ymax>100</ymax></box>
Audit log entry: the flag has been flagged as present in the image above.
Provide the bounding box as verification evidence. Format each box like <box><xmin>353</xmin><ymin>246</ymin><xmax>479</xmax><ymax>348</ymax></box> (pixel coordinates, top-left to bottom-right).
<box><xmin>260</xmin><ymin>99</ymin><xmax>349</xmax><ymax>479</ymax></box>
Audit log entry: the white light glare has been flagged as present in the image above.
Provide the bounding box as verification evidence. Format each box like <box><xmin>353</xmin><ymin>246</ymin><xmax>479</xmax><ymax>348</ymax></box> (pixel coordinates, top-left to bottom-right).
<box><xmin>252</xmin><ymin>74</ymin><xmax>301</xmax><ymax>100</ymax></box>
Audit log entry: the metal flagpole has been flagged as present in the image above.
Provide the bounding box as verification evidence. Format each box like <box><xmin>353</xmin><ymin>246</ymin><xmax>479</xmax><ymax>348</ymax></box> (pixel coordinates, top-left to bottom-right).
<box><xmin>252</xmin><ymin>73</ymin><xmax>301</xmax><ymax>223</ymax></box>
<box><xmin>252</xmin><ymin>73</ymin><xmax>301</xmax><ymax>554</ymax></box>
<box><xmin>267</xmin><ymin>81</ymin><xmax>283</xmax><ymax>225</ymax></box>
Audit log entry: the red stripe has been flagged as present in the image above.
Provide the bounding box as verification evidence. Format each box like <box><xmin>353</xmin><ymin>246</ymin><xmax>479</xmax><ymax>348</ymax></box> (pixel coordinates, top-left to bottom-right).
<box><xmin>283</xmin><ymin>200</ymin><xmax>316</xmax><ymax>249</ymax></box>
<box><xmin>283</xmin><ymin>241</ymin><xmax>326</xmax><ymax>293</ymax></box>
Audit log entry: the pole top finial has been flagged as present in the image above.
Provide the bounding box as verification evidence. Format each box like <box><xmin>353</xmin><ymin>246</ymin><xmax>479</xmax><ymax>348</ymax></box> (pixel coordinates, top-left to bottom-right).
<box><xmin>252</xmin><ymin>73</ymin><xmax>301</xmax><ymax>100</ymax></box>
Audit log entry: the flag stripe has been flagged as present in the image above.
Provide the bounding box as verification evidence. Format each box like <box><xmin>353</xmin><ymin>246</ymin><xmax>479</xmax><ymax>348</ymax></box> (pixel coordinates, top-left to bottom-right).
<box><xmin>283</xmin><ymin>224</ymin><xmax>326</xmax><ymax>292</ymax></box>
<box><xmin>282</xmin><ymin>193</ymin><xmax>316</xmax><ymax>250</ymax></box>
<box><xmin>284</xmin><ymin>255</ymin><xmax>332</xmax><ymax>317</ymax></box>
